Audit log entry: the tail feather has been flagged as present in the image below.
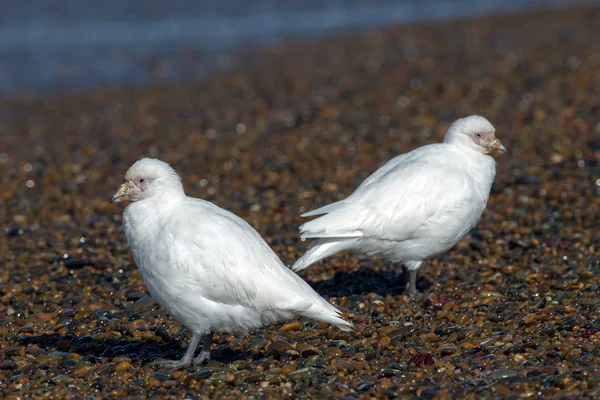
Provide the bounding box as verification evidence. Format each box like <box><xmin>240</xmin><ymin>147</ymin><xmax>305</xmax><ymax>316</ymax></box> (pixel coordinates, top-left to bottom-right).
<box><xmin>301</xmin><ymin>200</ymin><xmax>345</xmax><ymax>217</ymax></box>
<box><xmin>285</xmin><ymin>267</ymin><xmax>354</xmax><ymax>331</ymax></box>
<box><xmin>291</xmin><ymin>238</ymin><xmax>356</xmax><ymax>271</ymax></box>
<box><xmin>301</xmin><ymin>230</ymin><xmax>362</xmax><ymax>239</ymax></box>
<box><xmin>299</xmin><ymin>207</ymin><xmax>364</xmax><ymax>240</ymax></box>
<box><xmin>300</xmin><ymin>307</ymin><xmax>353</xmax><ymax>331</ymax></box>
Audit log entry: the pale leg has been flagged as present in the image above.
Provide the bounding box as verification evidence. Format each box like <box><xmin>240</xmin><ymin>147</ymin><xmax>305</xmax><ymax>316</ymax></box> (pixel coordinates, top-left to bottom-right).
<box><xmin>403</xmin><ymin>261</ymin><xmax>422</xmax><ymax>298</ymax></box>
<box><xmin>193</xmin><ymin>332</ymin><xmax>213</xmax><ymax>366</ymax></box>
<box><xmin>149</xmin><ymin>331</ymin><xmax>201</xmax><ymax>369</ymax></box>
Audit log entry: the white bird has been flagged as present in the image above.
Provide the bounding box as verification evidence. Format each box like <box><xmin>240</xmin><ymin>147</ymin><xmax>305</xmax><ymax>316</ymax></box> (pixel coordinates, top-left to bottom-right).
<box><xmin>292</xmin><ymin>115</ymin><xmax>506</xmax><ymax>297</ymax></box>
<box><xmin>110</xmin><ymin>158</ymin><xmax>352</xmax><ymax>369</ymax></box>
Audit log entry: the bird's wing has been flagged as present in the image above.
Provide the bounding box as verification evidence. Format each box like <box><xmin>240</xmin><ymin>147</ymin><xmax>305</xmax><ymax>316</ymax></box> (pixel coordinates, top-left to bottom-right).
<box><xmin>357</xmin><ymin>151</ymin><xmax>413</xmax><ymax>187</ymax></box>
<box><xmin>162</xmin><ymin>199</ymin><xmax>335</xmax><ymax>313</ymax></box>
<box><xmin>300</xmin><ymin>145</ymin><xmax>476</xmax><ymax>241</ymax></box>
<box><xmin>360</xmin><ymin>160</ymin><xmax>476</xmax><ymax>241</ymax></box>
<box><xmin>300</xmin><ymin>152</ymin><xmax>412</xmax><ymax>218</ymax></box>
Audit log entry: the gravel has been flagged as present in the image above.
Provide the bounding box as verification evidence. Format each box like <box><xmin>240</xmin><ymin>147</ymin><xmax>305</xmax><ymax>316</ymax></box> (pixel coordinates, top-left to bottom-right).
<box><xmin>1</xmin><ymin>5</ymin><xmax>599</xmax><ymax>398</ymax></box>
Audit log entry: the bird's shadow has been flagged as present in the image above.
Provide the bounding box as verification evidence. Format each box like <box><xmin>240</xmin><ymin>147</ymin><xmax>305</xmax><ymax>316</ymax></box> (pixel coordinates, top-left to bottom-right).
<box><xmin>10</xmin><ymin>269</ymin><xmax>431</xmax><ymax>366</ymax></box>
<box><xmin>10</xmin><ymin>333</ymin><xmax>260</xmax><ymax>366</ymax></box>
<box><xmin>303</xmin><ymin>265</ymin><xmax>432</xmax><ymax>298</ymax></box>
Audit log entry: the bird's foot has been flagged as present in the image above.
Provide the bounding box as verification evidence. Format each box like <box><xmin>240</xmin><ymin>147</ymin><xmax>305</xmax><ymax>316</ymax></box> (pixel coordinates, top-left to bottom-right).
<box><xmin>148</xmin><ymin>357</ymin><xmax>192</xmax><ymax>369</ymax></box>
<box><xmin>405</xmin><ymin>286</ymin><xmax>424</xmax><ymax>300</ymax></box>
<box><xmin>193</xmin><ymin>350</ymin><xmax>211</xmax><ymax>366</ymax></box>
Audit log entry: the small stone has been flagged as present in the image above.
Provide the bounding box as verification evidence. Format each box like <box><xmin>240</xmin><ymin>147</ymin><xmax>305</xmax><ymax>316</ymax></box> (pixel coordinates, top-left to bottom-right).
<box><xmin>131</xmin><ymin>296</ymin><xmax>156</xmax><ymax>311</ymax></box>
<box><xmin>51</xmin><ymin>375</ymin><xmax>72</xmax><ymax>384</ymax></box>
<box><xmin>115</xmin><ymin>361</ymin><xmax>132</xmax><ymax>372</ymax></box>
<box><xmin>249</xmin><ymin>335</ymin><xmax>268</xmax><ymax>352</ymax></box>
<box><xmin>388</xmin><ymin>325</ymin><xmax>417</xmax><ymax>341</ymax></box>
<box><xmin>440</xmin><ymin>344</ymin><xmax>457</xmax><ymax>355</ymax></box>
<box><xmin>126</xmin><ymin>291</ymin><xmax>148</xmax><ymax>300</ymax></box>
<box><xmin>267</xmin><ymin>340</ymin><xmax>294</xmax><ymax>353</ymax></box>
<box><xmin>280</xmin><ymin>322</ymin><xmax>302</xmax><ymax>331</ymax></box>
<box><xmin>490</xmin><ymin>369</ymin><xmax>521</xmax><ymax>380</ymax></box>
<box><xmin>6</xmin><ymin>226</ymin><xmax>31</xmax><ymax>237</ymax></box>
<box><xmin>64</xmin><ymin>258</ymin><xmax>94</xmax><ymax>268</ymax></box>
<box><xmin>0</xmin><ymin>362</ymin><xmax>17</xmax><ymax>370</ymax></box>
<box><xmin>420</xmin><ymin>333</ymin><xmax>438</xmax><ymax>342</ymax></box>
<box><xmin>287</xmin><ymin>367</ymin><xmax>316</xmax><ymax>379</ymax></box>
<box><xmin>409</xmin><ymin>353</ymin><xmax>435</xmax><ymax>367</ymax></box>
<box><xmin>323</xmin><ymin>366</ymin><xmax>338</xmax><ymax>375</ymax></box>
<box><xmin>281</xmin><ymin>364</ymin><xmax>296</xmax><ymax>376</ymax></box>
<box><xmin>515</xmin><ymin>176</ymin><xmax>541</xmax><ymax>184</ymax></box>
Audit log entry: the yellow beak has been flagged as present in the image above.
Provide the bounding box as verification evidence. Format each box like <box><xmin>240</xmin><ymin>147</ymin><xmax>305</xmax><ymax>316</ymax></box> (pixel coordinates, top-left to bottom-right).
<box><xmin>109</xmin><ymin>183</ymin><xmax>129</xmax><ymax>203</ymax></box>
<box><xmin>489</xmin><ymin>137</ymin><xmax>507</xmax><ymax>153</ymax></box>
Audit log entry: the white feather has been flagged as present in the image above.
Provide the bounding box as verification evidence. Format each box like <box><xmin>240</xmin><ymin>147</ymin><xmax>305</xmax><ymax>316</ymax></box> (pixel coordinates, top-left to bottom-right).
<box><xmin>292</xmin><ymin>115</ymin><xmax>502</xmax><ymax>273</ymax></box>
<box><xmin>121</xmin><ymin>159</ymin><xmax>352</xmax><ymax>337</ymax></box>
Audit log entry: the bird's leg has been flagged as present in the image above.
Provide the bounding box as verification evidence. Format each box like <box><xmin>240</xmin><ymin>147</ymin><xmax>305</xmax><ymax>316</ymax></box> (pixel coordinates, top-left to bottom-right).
<box><xmin>149</xmin><ymin>331</ymin><xmax>201</xmax><ymax>369</ymax></box>
<box><xmin>403</xmin><ymin>261</ymin><xmax>422</xmax><ymax>298</ymax></box>
<box><xmin>406</xmin><ymin>269</ymin><xmax>418</xmax><ymax>298</ymax></box>
<box><xmin>193</xmin><ymin>332</ymin><xmax>213</xmax><ymax>366</ymax></box>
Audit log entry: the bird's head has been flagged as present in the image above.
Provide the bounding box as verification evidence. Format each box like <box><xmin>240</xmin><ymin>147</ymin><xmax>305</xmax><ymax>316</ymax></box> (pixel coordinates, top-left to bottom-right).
<box><xmin>110</xmin><ymin>158</ymin><xmax>183</xmax><ymax>203</ymax></box>
<box><xmin>443</xmin><ymin>115</ymin><xmax>506</xmax><ymax>154</ymax></box>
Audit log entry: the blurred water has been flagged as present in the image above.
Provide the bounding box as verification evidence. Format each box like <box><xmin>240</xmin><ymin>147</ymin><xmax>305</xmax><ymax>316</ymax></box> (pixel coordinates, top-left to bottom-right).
<box><xmin>0</xmin><ymin>0</ymin><xmax>594</xmax><ymax>97</ymax></box>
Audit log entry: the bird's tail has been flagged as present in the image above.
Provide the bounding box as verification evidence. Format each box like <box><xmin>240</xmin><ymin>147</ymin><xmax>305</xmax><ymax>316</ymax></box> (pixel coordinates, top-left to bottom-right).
<box><xmin>299</xmin><ymin>303</ymin><xmax>353</xmax><ymax>331</ymax></box>
<box><xmin>291</xmin><ymin>238</ymin><xmax>356</xmax><ymax>272</ymax></box>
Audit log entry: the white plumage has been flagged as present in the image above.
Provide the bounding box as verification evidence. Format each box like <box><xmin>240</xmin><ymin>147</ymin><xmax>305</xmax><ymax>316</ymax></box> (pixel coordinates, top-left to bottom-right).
<box><xmin>292</xmin><ymin>115</ymin><xmax>506</xmax><ymax>296</ymax></box>
<box><xmin>110</xmin><ymin>158</ymin><xmax>352</xmax><ymax>369</ymax></box>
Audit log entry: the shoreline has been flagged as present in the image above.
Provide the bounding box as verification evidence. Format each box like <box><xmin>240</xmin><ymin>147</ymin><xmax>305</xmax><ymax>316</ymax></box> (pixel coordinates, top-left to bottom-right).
<box><xmin>0</xmin><ymin>1</ymin><xmax>597</xmax><ymax>99</ymax></box>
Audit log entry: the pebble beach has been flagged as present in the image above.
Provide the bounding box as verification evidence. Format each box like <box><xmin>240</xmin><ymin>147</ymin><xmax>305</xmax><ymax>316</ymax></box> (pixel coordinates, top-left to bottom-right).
<box><xmin>1</xmin><ymin>4</ymin><xmax>600</xmax><ymax>399</ymax></box>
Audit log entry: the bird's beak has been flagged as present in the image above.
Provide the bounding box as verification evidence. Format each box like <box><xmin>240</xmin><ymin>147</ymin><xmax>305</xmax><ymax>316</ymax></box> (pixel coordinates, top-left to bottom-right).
<box><xmin>488</xmin><ymin>137</ymin><xmax>507</xmax><ymax>154</ymax></box>
<box><xmin>109</xmin><ymin>183</ymin><xmax>129</xmax><ymax>203</ymax></box>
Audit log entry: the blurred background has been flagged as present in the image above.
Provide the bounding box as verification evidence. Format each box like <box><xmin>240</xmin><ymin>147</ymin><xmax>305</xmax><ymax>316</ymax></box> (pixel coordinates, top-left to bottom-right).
<box><xmin>0</xmin><ymin>0</ymin><xmax>594</xmax><ymax>98</ymax></box>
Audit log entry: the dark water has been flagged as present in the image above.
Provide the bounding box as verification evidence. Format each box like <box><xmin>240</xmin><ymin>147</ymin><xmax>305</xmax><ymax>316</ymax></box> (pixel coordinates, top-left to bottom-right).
<box><xmin>0</xmin><ymin>0</ymin><xmax>594</xmax><ymax>97</ymax></box>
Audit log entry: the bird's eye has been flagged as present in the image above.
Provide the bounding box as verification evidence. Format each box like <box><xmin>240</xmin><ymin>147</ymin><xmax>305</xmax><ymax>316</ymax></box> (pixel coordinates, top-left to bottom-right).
<box><xmin>139</xmin><ymin>178</ymin><xmax>145</xmax><ymax>183</ymax></box>
<box><xmin>475</xmin><ymin>133</ymin><xmax>482</xmax><ymax>138</ymax></box>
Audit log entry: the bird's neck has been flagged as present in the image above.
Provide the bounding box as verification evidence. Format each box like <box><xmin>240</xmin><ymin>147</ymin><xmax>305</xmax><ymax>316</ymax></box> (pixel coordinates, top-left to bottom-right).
<box><xmin>151</xmin><ymin>188</ymin><xmax>185</xmax><ymax>210</ymax></box>
<box><xmin>132</xmin><ymin>187</ymin><xmax>186</xmax><ymax>215</ymax></box>
<box><xmin>446</xmin><ymin>140</ymin><xmax>480</xmax><ymax>155</ymax></box>
<box><xmin>123</xmin><ymin>189</ymin><xmax>184</xmax><ymax>244</ymax></box>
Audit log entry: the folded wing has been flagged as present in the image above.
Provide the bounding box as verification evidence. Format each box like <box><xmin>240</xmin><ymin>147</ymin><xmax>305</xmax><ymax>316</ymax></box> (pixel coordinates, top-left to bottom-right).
<box><xmin>163</xmin><ymin>199</ymin><xmax>352</xmax><ymax>330</ymax></box>
<box><xmin>300</xmin><ymin>145</ymin><xmax>475</xmax><ymax>243</ymax></box>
